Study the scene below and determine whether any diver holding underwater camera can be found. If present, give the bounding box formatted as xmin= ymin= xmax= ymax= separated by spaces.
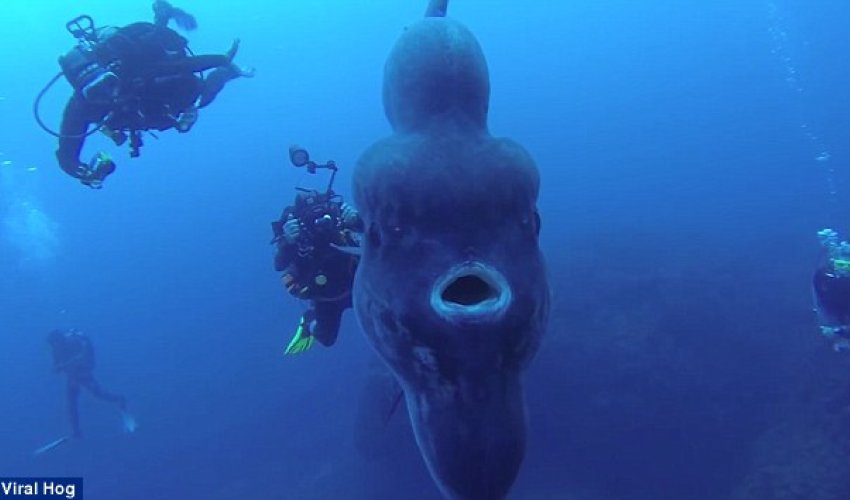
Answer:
xmin=271 ymin=146 xmax=364 ymax=355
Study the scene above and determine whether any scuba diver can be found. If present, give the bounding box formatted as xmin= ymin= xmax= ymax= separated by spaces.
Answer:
xmin=45 ymin=329 xmax=135 ymax=443
xmin=271 ymin=145 xmax=364 ymax=354
xmin=36 ymin=0 xmax=254 ymax=188
xmin=813 ymin=228 xmax=850 ymax=352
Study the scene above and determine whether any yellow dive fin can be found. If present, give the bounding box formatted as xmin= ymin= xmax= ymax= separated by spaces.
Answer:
xmin=285 ymin=315 xmax=315 ymax=355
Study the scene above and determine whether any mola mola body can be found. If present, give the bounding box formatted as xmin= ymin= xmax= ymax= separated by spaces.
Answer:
xmin=352 ymin=3 xmax=549 ymax=499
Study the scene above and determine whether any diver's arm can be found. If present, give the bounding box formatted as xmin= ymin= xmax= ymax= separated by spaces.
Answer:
xmin=153 ymin=54 xmax=230 ymax=77
xmin=53 ymin=355 xmax=82 ymax=373
xmin=81 ymin=336 xmax=95 ymax=366
xmin=274 ymin=240 xmax=298 ymax=272
xmin=55 ymin=335 xmax=94 ymax=372
xmin=52 ymin=353 xmax=67 ymax=372
xmin=55 ymin=95 xmax=95 ymax=179
xmin=53 ymin=347 xmax=85 ymax=373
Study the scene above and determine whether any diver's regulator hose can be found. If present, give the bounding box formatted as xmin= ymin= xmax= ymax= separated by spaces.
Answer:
xmin=33 ymin=72 xmax=103 ymax=140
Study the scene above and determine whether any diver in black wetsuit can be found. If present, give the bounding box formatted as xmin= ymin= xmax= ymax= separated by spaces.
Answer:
xmin=47 ymin=329 xmax=128 ymax=438
xmin=813 ymin=228 xmax=850 ymax=351
xmin=271 ymin=146 xmax=364 ymax=354
xmin=51 ymin=1 xmax=254 ymax=188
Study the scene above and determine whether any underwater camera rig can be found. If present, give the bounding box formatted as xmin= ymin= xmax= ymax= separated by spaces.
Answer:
xmin=288 ymin=144 xmax=339 ymax=196
xmin=270 ymin=145 xmax=343 ymax=245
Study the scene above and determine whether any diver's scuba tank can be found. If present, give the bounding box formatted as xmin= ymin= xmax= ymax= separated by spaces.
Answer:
xmin=57 ymin=15 xmax=119 ymax=103
xmin=59 ymin=48 xmax=105 ymax=92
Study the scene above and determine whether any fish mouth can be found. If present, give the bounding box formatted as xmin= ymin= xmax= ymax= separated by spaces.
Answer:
xmin=430 ymin=262 xmax=511 ymax=323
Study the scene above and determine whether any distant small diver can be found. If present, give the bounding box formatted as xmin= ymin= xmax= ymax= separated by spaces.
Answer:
xmin=35 ymin=328 xmax=135 ymax=455
xmin=34 ymin=1 xmax=254 ymax=189
xmin=813 ymin=228 xmax=850 ymax=352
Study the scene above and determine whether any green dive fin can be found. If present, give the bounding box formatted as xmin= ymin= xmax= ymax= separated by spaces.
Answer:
xmin=285 ymin=315 xmax=315 ymax=355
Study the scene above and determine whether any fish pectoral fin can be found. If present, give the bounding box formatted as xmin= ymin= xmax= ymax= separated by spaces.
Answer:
xmin=330 ymin=243 xmax=363 ymax=257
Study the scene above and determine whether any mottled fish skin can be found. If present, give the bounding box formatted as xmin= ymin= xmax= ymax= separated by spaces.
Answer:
xmin=352 ymin=6 xmax=549 ymax=500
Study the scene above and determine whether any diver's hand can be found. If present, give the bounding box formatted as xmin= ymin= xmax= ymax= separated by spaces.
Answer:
xmin=75 ymin=164 xmax=102 ymax=189
xmin=283 ymin=218 xmax=301 ymax=244
xmin=80 ymin=176 xmax=103 ymax=189
xmin=341 ymin=203 xmax=359 ymax=227
xmin=79 ymin=152 xmax=116 ymax=189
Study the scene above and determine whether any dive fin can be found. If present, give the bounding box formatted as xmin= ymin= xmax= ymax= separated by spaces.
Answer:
xmin=122 ymin=412 xmax=138 ymax=433
xmin=284 ymin=316 xmax=315 ymax=355
xmin=33 ymin=436 xmax=71 ymax=456
xmin=152 ymin=1 xmax=198 ymax=30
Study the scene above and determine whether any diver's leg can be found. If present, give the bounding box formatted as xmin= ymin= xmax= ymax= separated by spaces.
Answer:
xmin=197 ymin=64 xmax=255 ymax=108
xmin=82 ymin=374 xmax=126 ymax=410
xmin=155 ymin=38 xmax=241 ymax=76
xmin=152 ymin=54 xmax=230 ymax=76
xmin=312 ymin=300 xmax=347 ymax=347
xmin=66 ymin=379 xmax=82 ymax=438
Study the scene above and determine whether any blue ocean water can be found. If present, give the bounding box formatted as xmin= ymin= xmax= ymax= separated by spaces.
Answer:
xmin=1 ymin=0 xmax=850 ymax=498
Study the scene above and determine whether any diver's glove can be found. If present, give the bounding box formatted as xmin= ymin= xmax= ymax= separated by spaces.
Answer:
xmin=284 ymin=314 xmax=315 ymax=355
xmin=77 ymin=152 xmax=116 ymax=189
xmin=341 ymin=203 xmax=359 ymax=227
xmin=175 ymin=105 xmax=198 ymax=133
xmin=283 ymin=217 xmax=301 ymax=244
xmin=100 ymin=126 xmax=127 ymax=146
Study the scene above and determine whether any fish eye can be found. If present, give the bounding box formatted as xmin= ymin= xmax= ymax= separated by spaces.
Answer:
xmin=368 ymin=222 xmax=382 ymax=248
xmin=521 ymin=211 xmax=541 ymax=237
xmin=385 ymin=224 xmax=409 ymax=241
